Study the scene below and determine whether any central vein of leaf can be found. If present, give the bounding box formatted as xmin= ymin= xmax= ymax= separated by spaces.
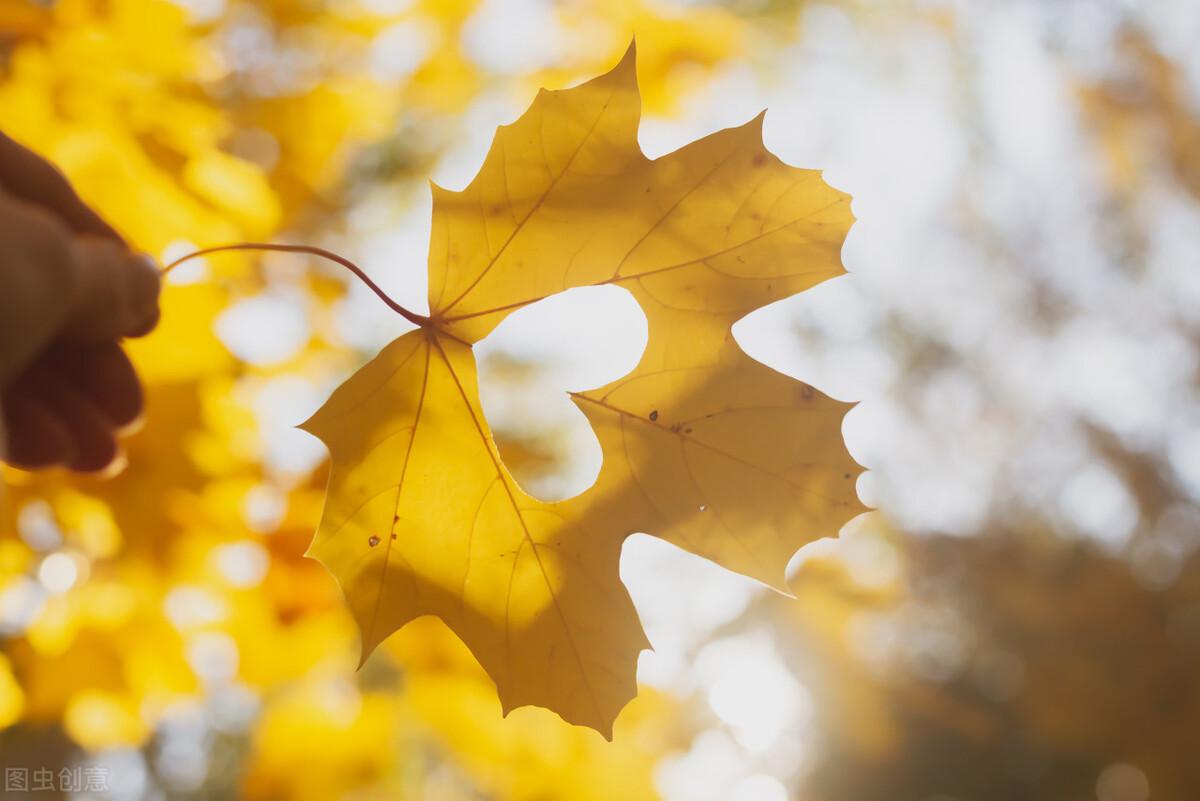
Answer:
xmin=429 ymin=333 xmax=602 ymax=719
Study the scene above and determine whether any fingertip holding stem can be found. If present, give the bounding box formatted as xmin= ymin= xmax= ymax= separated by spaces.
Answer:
xmin=65 ymin=238 xmax=163 ymax=342
xmin=18 ymin=240 xmax=407 ymax=478
xmin=126 ymin=252 xmax=162 ymax=337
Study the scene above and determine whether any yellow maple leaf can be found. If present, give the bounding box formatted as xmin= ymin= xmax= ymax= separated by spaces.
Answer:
xmin=301 ymin=43 xmax=864 ymax=736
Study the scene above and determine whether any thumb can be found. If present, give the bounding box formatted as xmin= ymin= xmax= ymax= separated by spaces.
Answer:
xmin=61 ymin=237 xmax=162 ymax=342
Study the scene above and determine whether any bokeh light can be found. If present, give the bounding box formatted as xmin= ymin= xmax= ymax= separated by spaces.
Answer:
xmin=3 ymin=0 xmax=1199 ymax=798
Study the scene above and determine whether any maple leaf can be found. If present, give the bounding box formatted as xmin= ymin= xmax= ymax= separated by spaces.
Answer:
xmin=300 ymin=43 xmax=864 ymax=737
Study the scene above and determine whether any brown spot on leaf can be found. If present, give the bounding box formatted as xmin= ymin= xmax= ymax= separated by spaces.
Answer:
xmin=649 ymin=410 xmax=659 ymax=422
xmin=368 ymin=536 xmax=381 ymax=548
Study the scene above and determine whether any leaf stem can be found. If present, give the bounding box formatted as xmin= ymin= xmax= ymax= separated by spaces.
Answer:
xmin=162 ymin=243 xmax=430 ymax=327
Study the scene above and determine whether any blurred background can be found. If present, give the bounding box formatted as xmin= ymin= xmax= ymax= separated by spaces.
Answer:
xmin=2 ymin=0 xmax=1198 ymax=799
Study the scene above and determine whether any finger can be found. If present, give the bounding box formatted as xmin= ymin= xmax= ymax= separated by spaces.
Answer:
xmin=0 ymin=192 xmax=82 ymax=384
xmin=19 ymin=363 xmax=119 ymax=473
xmin=44 ymin=341 xmax=144 ymax=429
xmin=1 ymin=384 xmax=75 ymax=469
xmin=0 ymin=131 xmax=123 ymax=241
xmin=62 ymin=236 xmax=162 ymax=342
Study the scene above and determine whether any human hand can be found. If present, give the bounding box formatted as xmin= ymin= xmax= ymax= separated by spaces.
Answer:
xmin=0 ymin=131 xmax=161 ymax=473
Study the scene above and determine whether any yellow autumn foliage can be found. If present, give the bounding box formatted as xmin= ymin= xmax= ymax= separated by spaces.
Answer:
xmin=1 ymin=0 xmax=776 ymax=795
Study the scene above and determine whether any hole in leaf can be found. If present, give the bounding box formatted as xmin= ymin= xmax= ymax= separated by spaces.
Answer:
xmin=475 ymin=285 xmax=647 ymax=502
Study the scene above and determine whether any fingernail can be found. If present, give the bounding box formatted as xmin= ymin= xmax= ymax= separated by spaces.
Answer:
xmin=94 ymin=449 xmax=129 ymax=479
xmin=117 ymin=406 xmax=146 ymax=436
